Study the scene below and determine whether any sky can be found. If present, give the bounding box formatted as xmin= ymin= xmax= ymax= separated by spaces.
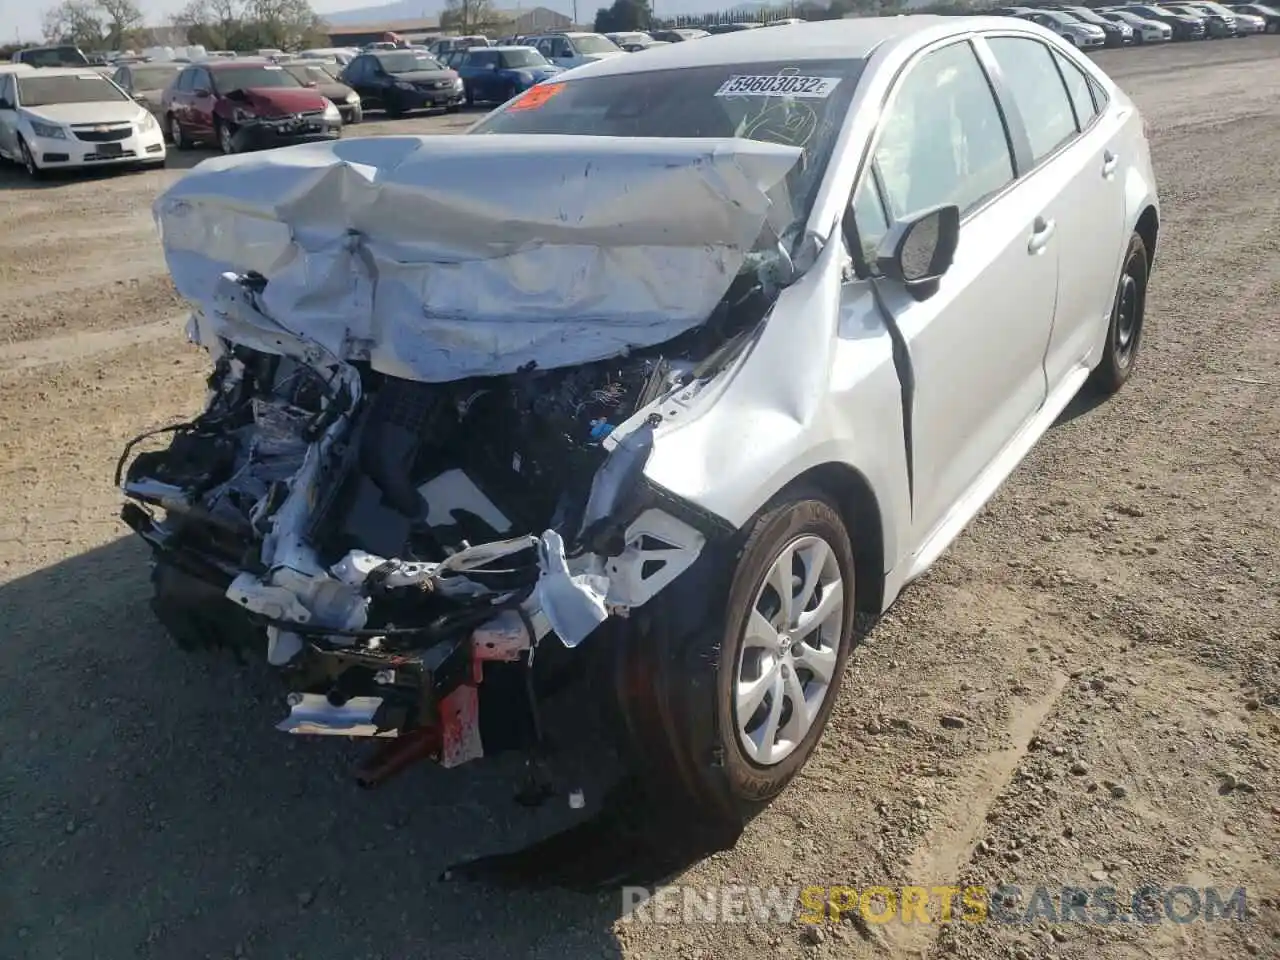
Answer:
xmin=4 ymin=0 xmax=380 ymax=44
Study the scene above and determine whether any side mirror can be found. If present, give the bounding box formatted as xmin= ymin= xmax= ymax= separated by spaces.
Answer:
xmin=193 ymin=87 xmax=210 ymax=97
xmin=132 ymin=93 xmax=147 ymax=102
xmin=876 ymin=203 xmax=960 ymax=302
xmin=304 ymin=80 xmax=318 ymax=87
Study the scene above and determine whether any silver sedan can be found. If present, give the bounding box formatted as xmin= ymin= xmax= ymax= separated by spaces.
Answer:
xmin=124 ymin=16 xmax=1158 ymax=822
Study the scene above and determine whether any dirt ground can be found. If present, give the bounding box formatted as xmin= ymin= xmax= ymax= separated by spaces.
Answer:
xmin=1 ymin=39 xmax=1278 ymax=960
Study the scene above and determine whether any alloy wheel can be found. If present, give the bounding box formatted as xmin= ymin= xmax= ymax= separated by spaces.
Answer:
xmin=735 ymin=535 xmax=844 ymax=767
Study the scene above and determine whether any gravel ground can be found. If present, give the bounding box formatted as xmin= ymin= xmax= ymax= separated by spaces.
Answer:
xmin=1 ymin=39 xmax=1278 ymax=960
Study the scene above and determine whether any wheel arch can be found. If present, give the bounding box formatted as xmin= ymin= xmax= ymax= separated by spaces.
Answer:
xmin=1135 ymin=203 xmax=1159 ymax=272
xmin=771 ymin=461 xmax=886 ymax=619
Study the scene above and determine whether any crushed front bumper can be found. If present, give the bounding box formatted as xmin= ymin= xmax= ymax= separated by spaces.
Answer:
xmin=231 ymin=116 xmax=342 ymax=152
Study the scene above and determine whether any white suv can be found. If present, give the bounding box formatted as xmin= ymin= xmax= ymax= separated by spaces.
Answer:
xmin=528 ymin=32 xmax=625 ymax=69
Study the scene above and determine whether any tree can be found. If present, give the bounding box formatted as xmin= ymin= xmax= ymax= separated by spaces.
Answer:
xmin=98 ymin=0 xmax=144 ymax=47
xmin=441 ymin=0 xmax=498 ymax=33
xmin=41 ymin=0 xmax=105 ymax=48
xmin=594 ymin=0 xmax=651 ymax=32
xmin=172 ymin=0 xmax=327 ymax=51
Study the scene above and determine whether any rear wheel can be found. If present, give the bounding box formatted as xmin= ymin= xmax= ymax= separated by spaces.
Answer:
xmin=1089 ymin=232 xmax=1149 ymax=396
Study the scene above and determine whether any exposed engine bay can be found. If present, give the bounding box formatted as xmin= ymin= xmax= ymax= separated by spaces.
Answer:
xmin=118 ymin=268 xmax=767 ymax=776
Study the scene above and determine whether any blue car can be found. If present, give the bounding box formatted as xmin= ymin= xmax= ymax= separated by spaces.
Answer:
xmin=454 ymin=46 xmax=563 ymax=106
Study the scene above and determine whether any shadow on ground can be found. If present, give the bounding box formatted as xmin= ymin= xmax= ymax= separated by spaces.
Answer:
xmin=0 ymin=536 xmax=704 ymax=959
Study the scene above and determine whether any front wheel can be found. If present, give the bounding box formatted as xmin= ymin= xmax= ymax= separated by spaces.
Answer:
xmin=1089 ymin=232 xmax=1149 ymax=396
xmin=215 ymin=119 xmax=235 ymax=155
xmin=168 ymin=114 xmax=188 ymax=150
xmin=18 ymin=137 xmax=42 ymax=179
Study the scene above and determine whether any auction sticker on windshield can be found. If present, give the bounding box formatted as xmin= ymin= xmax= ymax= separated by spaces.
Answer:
xmin=714 ymin=75 xmax=841 ymax=98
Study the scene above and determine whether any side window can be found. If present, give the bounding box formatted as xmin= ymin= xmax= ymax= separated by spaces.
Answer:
xmin=1052 ymin=50 xmax=1098 ymax=130
xmin=1086 ymin=74 xmax=1109 ymax=113
xmin=850 ymin=173 xmax=891 ymax=267
xmin=0 ymin=76 xmax=12 ymax=106
xmin=535 ymin=38 xmax=552 ymax=55
xmin=986 ymin=36 xmax=1079 ymax=162
xmin=869 ymin=41 xmax=1016 ymax=223
xmin=475 ymin=51 xmax=497 ymax=67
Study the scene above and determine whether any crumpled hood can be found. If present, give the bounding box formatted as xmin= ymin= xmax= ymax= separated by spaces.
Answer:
xmin=225 ymin=86 xmax=329 ymax=116
xmin=153 ymin=133 xmax=802 ymax=382
xmin=23 ymin=100 xmax=146 ymax=126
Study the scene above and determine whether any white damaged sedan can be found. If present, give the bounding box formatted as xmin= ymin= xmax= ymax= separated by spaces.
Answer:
xmin=0 ymin=67 xmax=166 ymax=177
xmin=121 ymin=16 xmax=1158 ymax=815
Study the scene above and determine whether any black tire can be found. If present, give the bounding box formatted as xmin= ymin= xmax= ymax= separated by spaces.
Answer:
xmin=464 ymin=85 xmax=475 ymax=107
xmin=18 ymin=137 xmax=43 ymax=179
xmin=1089 ymin=232 xmax=1149 ymax=396
xmin=713 ymin=492 xmax=857 ymax=810
xmin=444 ymin=104 xmax=461 ymax=113
xmin=215 ymin=118 xmax=235 ymax=155
xmin=167 ymin=114 xmax=188 ymax=150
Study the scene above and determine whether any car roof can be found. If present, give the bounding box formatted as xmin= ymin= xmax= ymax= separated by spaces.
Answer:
xmin=554 ymin=15 xmax=973 ymax=77
xmin=10 ymin=66 xmax=109 ymax=77
xmin=483 ymin=45 xmax=539 ymax=51
xmin=203 ymin=58 xmax=275 ymax=69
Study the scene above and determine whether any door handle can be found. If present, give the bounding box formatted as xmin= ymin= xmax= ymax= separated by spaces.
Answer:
xmin=1028 ymin=215 xmax=1056 ymax=254
xmin=1102 ymin=149 xmax=1119 ymax=176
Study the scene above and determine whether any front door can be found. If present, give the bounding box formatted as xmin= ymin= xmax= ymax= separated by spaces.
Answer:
xmin=848 ymin=38 xmax=1059 ymax=551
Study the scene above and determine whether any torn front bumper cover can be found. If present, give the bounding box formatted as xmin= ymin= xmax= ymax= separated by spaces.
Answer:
xmin=123 ymin=133 xmax=799 ymax=769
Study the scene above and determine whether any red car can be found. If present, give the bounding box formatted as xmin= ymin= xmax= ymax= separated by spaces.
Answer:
xmin=161 ymin=59 xmax=343 ymax=155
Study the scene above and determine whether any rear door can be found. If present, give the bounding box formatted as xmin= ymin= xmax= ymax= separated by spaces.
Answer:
xmin=189 ymin=67 xmax=216 ymax=139
xmin=848 ymin=38 xmax=1059 ymax=549
xmin=0 ymin=75 xmax=17 ymax=160
xmin=980 ymin=35 xmax=1128 ymax=394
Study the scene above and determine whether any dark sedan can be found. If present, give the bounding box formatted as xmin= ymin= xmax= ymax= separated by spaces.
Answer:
xmin=1111 ymin=4 xmax=1210 ymax=37
xmin=282 ymin=60 xmax=362 ymax=123
xmin=339 ymin=50 xmax=464 ymax=117
xmin=453 ymin=46 xmax=563 ymax=105
xmin=1228 ymin=2 xmax=1280 ymax=29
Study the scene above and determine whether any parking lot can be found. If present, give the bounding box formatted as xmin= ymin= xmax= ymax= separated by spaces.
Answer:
xmin=1 ymin=35 xmax=1278 ymax=960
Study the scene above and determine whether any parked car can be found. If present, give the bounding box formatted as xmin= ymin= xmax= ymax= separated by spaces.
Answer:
xmin=649 ymin=27 xmax=710 ymax=41
xmin=0 ymin=67 xmax=165 ymax=177
xmin=1016 ymin=10 xmax=1110 ymax=46
xmin=603 ymin=31 xmax=658 ymax=48
xmin=704 ymin=21 xmax=764 ymax=32
xmin=429 ymin=36 xmax=490 ymax=58
xmin=1108 ymin=4 xmax=1209 ymax=37
xmin=527 ymin=32 xmax=625 ymax=69
xmin=162 ymin=59 xmax=342 ymax=155
xmin=1228 ymin=2 xmax=1280 ymax=30
xmin=1094 ymin=7 xmax=1177 ymax=38
xmin=339 ymin=50 xmax=464 ymax=117
xmin=298 ymin=47 xmax=358 ymax=65
xmin=110 ymin=61 xmax=184 ymax=121
xmin=1164 ymin=1 xmax=1238 ymax=31
xmin=1178 ymin=0 xmax=1263 ymax=29
xmin=453 ymin=46 xmax=562 ymax=105
xmin=11 ymin=45 xmax=91 ymax=67
xmin=1047 ymin=5 xmax=1138 ymax=43
xmin=282 ymin=59 xmax=362 ymax=123
xmin=619 ymin=39 xmax=672 ymax=51
xmin=132 ymin=17 xmax=1158 ymax=821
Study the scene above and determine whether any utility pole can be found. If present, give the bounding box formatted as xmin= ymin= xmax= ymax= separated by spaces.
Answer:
xmin=572 ymin=0 xmax=578 ymax=25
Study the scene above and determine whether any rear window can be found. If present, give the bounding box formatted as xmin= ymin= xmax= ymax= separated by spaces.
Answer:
xmin=17 ymin=73 xmax=128 ymax=106
xmin=18 ymin=46 xmax=89 ymax=67
xmin=131 ymin=66 xmax=182 ymax=89
xmin=377 ymin=52 xmax=444 ymax=73
xmin=499 ymin=49 xmax=549 ymax=68
xmin=472 ymin=59 xmax=866 ymax=227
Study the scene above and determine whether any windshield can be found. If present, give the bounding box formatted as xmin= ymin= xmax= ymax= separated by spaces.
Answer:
xmin=499 ymin=49 xmax=549 ymax=68
xmin=284 ymin=64 xmax=338 ymax=85
xmin=1067 ymin=8 xmax=1107 ymax=22
xmin=573 ymin=35 xmax=620 ymax=53
xmin=1194 ymin=2 xmax=1235 ymax=12
xmin=472 ymin=59 xmax=864 ymax=230
xmin=17 ymin=73 xmax=129 ymax=107
xmin=131 ymin=65 xmax=182 ymax=89
xmin=1041 ymin=10 xmax=1077 ymax=22
xmin=19 ymin=47 xmax=89 ymax=67
xmin=212 ymin=65 xmax=301 ymax=92
xmin=377 ymin=52 xmax=444 ymax=73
